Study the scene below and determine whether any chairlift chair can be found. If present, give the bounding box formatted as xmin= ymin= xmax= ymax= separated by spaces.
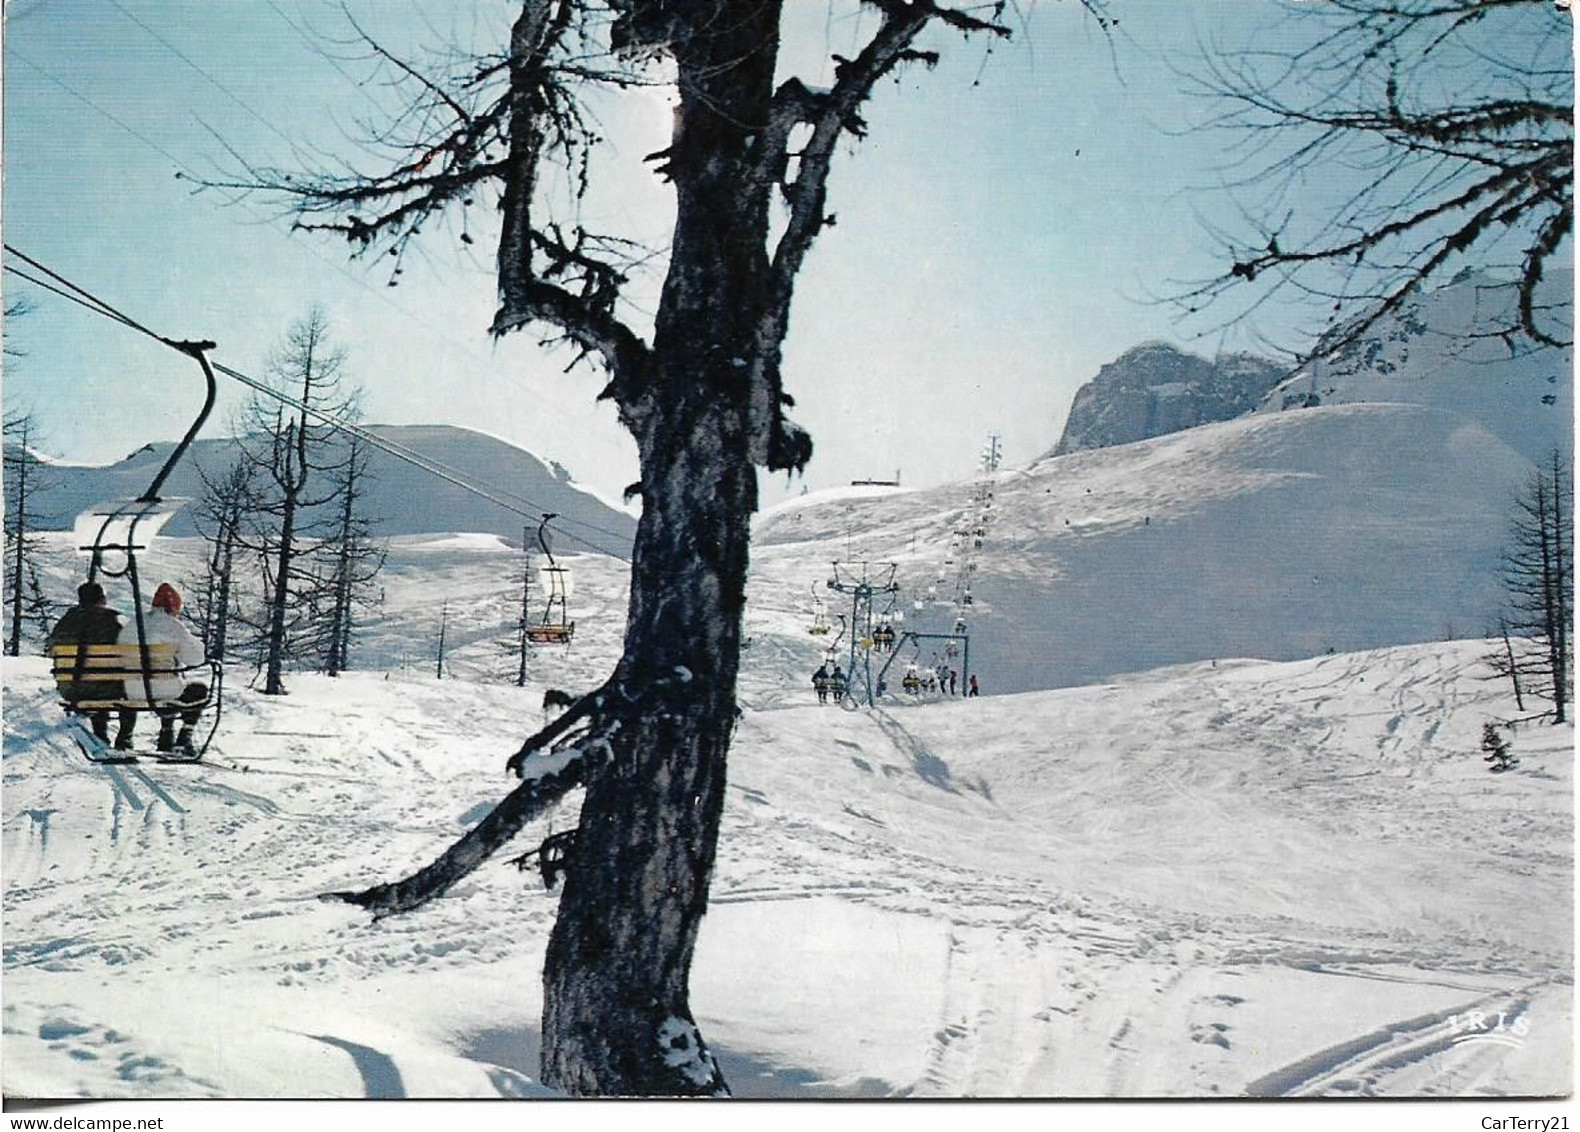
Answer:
xmin=808 ymin=584 xmax=831 ymax=636
xmin=56 ymin=341 xmax=223 ymax=763
xmin=525 ymin=513 xmax=576 ymax=645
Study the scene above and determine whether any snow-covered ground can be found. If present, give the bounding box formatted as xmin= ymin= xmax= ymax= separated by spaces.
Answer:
xmin=4 ymin=378 xmax=1573 ymax=1120
xmin=3 ymin=632 xmax=1571 ymax=1104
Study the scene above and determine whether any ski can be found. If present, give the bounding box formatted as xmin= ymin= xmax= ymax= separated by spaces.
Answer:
xmin=65 ymin=718 xmax=139 ymax=765
xmin=64 ymin=717 xmax=207 ymax=765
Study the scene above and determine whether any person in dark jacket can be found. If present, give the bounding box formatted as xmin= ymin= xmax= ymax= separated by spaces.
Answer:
xmin=46 ymin=581 xmax=135 ymax=748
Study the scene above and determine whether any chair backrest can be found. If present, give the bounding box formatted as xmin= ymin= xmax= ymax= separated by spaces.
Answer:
xmin=50 ymin=642 xmax=179 ymax=686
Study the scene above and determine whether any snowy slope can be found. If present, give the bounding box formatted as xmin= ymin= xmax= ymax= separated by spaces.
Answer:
xmin=1256 ymin=272 xmax=1573 ymax=467
xmin=2 ymin=635 xmax=1569 ymax=1100
xmin=753 ymin=401 xmax=1536 ymax=694
xmin=3 ymin=353 xmax=1572 ymax=1101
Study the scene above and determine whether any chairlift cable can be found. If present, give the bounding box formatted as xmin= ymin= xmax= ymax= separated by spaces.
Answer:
xmin=209 ymin=358 xmax=625 ymax=555
xmin=3 ymin=247 xmax=632 ymax=557
xmin=12 ymin=253 xmax=632 ymax=553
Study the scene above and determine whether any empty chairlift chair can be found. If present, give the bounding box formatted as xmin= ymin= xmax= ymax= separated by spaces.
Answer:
xmin=525 ymin=512 xmax=576 ymax=645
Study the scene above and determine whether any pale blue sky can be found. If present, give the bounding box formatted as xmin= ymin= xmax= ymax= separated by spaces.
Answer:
xmin=0 ymin=0 xmax=1530 ymax=504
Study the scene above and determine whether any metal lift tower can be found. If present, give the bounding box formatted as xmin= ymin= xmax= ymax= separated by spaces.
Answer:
xmin=825 ymin=561 xmax=901 ymax=708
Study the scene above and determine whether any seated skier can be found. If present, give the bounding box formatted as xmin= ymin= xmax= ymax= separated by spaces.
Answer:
xmin=125 ymin=583 xmax=209 ymax=755
xmin=47 ymin=581 xmax=135 ymax=749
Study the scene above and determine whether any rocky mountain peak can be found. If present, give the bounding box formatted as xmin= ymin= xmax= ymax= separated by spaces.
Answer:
xmin=1051 ymin=343 xmax=1289 ymax=456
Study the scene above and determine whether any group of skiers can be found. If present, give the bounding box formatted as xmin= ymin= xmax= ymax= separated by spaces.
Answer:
xmin=899 ymin=665 xmax=979 ymax=697
xmin=812 ymin=659 xmax=979 ymax=703
xmin=48 ymin=580 xmax=210 ymax=755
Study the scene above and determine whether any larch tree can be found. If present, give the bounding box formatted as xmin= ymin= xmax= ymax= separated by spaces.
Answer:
xmin=3 ymin=301 xmax=56 ymax=656
xmin=313 ymin=432 xmax=386 ymax=678
xmin=234 ymin=306 xmax=360 ymax=695
xmin=3 ymin=410 xmax=57 ymax=656
xmin=1484 ymin=612 xmax=1528 ymax=713
xmin=1498 ymin=449 xmax=1572 ymax=723
xmin=189 ymin=456 xmax=260 ymax=663
xmin=218 ymin=0 xmax=1086 ymax=1096
xmin=1184 ymin=0 xmax=1572 ymax=353
xmin=492 ymin=526 xmax=537 ymax=688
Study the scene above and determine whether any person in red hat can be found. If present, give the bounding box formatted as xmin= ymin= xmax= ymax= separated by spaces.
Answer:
xmin=123 ymin=582 xmax=209 ymax=754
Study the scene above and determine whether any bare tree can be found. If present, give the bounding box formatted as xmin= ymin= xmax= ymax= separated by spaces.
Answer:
xmin=188 ymin=456 xmax=260 ymax=663
xmin=3 ymin=303 xmax=56 ymax=655
xmin=513 ymin=532 xmax=534 ymax=688
xmin=4 ymin=297 xmax=35 ymax=358
xmin=434 ymin=600 xmax=449 ymax=681
xmin=235 ymin=306 xmax=359 ymax=694
xmin=1484 ymin=612 xmax=1528 ymax=712
xmin=489 ymin=528 xmax=538 ymax=687
xmin=316 ymin=432 xmax=386 ymax=677
xmin=1184 ymin=0 xmax=1572 ymax=353
xmin=4 ymin=410 xmax=57 ymax=656
xmin=216 ymin=0 xmax=1076 ymax=1095
xmin=1498 ymin=448 xmax=1572 ymax=722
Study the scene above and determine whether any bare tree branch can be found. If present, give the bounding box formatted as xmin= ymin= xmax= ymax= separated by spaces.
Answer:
xmin=741 ymin=0 xmax=1015 ymax=468
xmin=1177 ymin=0 xmax=1572 ymax=354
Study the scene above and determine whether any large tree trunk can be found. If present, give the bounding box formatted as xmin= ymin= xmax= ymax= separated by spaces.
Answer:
xmin=539 ymin=1 xmax=778 ymax=1096
xmin=540 ymin=400 xmax=752 ymax=1094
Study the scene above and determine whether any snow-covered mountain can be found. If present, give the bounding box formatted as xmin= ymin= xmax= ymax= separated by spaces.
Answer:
xmin=1054 ymin=273 xmax=1573 ymax=473
xmin=1051 ymin=343 xmax=1290 ymax=456
xmin=1257 ymin=272 xmax=1574 ymax=467
xmin=20 ymin=424 xmax=637 ymax=558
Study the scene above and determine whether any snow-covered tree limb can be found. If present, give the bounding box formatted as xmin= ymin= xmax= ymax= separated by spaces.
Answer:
xmin=326 ymin=738 xmax=606 ymax=918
